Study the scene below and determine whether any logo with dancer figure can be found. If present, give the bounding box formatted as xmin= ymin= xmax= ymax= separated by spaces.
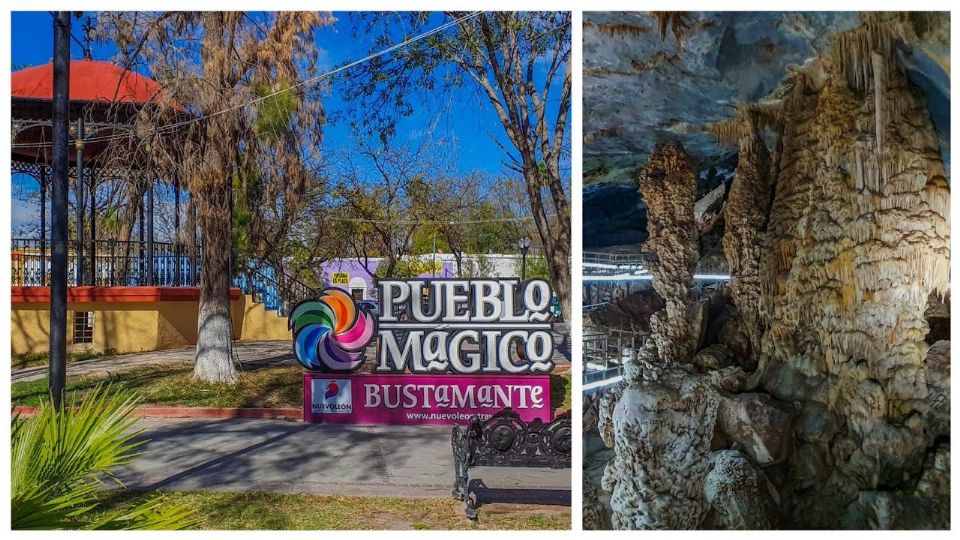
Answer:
xmin=289 ymin=288 xmax=376 ymax=372
xmin=324 ymin=381 xmax=340 ymax=400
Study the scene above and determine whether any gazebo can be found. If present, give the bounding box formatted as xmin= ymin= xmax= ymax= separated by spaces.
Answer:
xmin=10 ymin=58 xmax=310 ymax=357
xmin=11 ymin=58 xmax=197 ymax=288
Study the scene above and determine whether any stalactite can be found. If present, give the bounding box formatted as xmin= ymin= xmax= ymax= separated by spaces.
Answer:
xmin=703 ymin=101 xmax=783 ymax=150
xmin=584 ymin=21 xmax=652 ymax=39
xmin=650 ymin=11 xmax=691 ymax=44
xmin=872 ymin=51 xmax=886 ymax=153
xmin=830 ymin=13 xmax=896 ymax=94
xmin=584 ymin=126 xmax=625 ymax=144
xmin=706 ymin=118 xmax=744 ymax=148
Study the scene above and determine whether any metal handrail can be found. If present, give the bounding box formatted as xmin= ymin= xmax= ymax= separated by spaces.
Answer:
xmin=582 ymin=251 xmax=653 ymax=266
xmin=233 ymin=262 xmax=317 ymax=317
xmin=582 ymin=328 xmax=649 ymax=392
xmin=11 ymin=237 xmax=199 ymax=287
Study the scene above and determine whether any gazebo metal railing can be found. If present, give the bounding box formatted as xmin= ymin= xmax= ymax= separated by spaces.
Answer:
xmin=11 ymin=237 xmax=316 ymax=318
xmin=11 ymin=237 xmax=198 ymax=288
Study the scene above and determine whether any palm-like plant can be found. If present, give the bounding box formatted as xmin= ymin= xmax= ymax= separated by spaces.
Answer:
xmin=11 ymin=385 xmax=197 ymax=529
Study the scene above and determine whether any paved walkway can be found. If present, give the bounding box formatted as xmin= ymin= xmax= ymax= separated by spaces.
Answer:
xmin=13 ymin=325 xmax=572 ymax=383
xmin=114 ymin=417 xmax=570 ymax=503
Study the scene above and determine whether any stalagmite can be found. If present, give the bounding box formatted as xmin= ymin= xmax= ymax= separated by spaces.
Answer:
xmin=721 ymin=108 xmax=774 ymax=356
xmin=637 ymin=141 xmax=701 ymax=363
xmin=602 ymin=340 xmax=721 ymax=529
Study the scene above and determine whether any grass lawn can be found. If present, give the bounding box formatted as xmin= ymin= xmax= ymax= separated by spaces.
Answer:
xmin=12 ymin=363 xmax=574 ymax=415
xmin=12 ymin=364 xmax=303 ymax=409
xmin=551 ymin=371 xmax=572 ymax=415
xmin=12 ymin=349 xmax=115 ymax=370
xmin=93 ymin=490 xmax=570 ymax=530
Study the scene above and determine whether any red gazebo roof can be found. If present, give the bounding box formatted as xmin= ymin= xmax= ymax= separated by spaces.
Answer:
xmin=11 ymin=58 xmax=181 ymax=110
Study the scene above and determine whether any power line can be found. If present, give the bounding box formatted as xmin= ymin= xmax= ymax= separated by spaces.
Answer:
xmin=323 ymin=213 xmax=561 ymax=225
xmin=12 ymin=11 xmax=482 ymax=150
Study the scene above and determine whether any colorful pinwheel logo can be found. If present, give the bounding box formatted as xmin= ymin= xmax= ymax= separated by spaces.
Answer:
xmin=289 ymin=288 xmax=376 ymax=372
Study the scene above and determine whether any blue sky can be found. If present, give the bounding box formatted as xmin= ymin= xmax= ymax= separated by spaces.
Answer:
xmin=11 ymin=11 xmax=570 ymax=237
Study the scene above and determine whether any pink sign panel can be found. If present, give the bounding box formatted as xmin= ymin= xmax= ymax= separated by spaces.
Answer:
xmin=303 ymin=373 xmax=552 ymax=426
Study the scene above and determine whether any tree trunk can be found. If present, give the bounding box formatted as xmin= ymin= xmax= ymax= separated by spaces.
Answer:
xmin=454 ymin=249 xmax=463 ymax=277
xmin=547 ymin=237 xmax=572 ymax=323
xmin=193 ymin=187 xmax=236 ymax=383
xmin=117 ymin=179 xmax=145 ymax=283
xmin=192 ymin=12 xmax=238 ymax=384
xmin=521 ymin=159 xmax=572 ymax=324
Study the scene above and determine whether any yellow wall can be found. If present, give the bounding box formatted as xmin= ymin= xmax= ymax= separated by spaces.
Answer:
xmin=237 ymin=295 xmax=292 ymax=341
xmin=11 ymin=294 xmax=292 ymax=356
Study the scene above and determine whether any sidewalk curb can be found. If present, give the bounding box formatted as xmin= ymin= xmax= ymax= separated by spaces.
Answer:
xmin=12 ymin=405 xmax=303 ymax=420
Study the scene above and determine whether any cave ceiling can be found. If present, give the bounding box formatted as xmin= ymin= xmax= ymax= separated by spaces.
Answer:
xmin=583 ymin=11 xmax=950 ymax=184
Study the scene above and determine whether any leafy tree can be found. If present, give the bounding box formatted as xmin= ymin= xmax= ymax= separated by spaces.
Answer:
xmin=343 ymin=12 xmax=572 ymax=320
xmin=373 ymin=255 xmax=440 ymax=279
xmin=516 ymin=252 xmax=551 ymax=281
xmin=331 ymin=137 xmax=444 ymax=277
xmin=11 ymin=386 xmax=196 ymax=530
xmin=99 ymin=12 xmax=331 ymax=382
xmin=414 ymin=172 xmax=523 ymax=276
xmin=460 ymin=254 xmax=497 ymax=278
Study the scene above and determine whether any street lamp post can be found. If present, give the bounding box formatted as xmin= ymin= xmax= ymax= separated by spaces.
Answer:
xmin=519 ymin=236 xmax=531 ymax=281
xmin=49 ymin=11 xmax=71 ymax=409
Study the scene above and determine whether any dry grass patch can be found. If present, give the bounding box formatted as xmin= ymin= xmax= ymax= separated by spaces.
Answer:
xmin=93 ymin=490 xmax=570 ymax=530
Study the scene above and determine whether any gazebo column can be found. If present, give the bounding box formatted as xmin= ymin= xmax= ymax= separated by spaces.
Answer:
xmin=75 ymin=117 xmax=84 ymax=286
xmin=174 ymin=176 xmax=181 ymax=286
xmin=188 ymin=196 xmax=197 ymax=286
xmin=88 ymin=165 xmax=96 ymax=284
xmin=146 ymin=176 xmax=154 ymax=286
xmin=39 ymin=165 xmax=47 ymax=285
xmin=138 ymin=185 xmax=145 ymax=283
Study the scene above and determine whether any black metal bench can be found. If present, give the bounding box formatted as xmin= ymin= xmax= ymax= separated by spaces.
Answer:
xmin=451 ymin=408 xmax=571 ymax=519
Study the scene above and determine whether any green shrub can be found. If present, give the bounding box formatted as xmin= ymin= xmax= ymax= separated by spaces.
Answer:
xmin=11 ymin=385 xmax=196 ymax=530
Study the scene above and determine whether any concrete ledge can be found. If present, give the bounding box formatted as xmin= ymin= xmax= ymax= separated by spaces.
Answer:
xmin=11 ymin=286 xmax=243 ymax=303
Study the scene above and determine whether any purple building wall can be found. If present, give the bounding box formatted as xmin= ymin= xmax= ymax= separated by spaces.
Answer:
xmin=318 ymin=258 xmax=456 ymax=300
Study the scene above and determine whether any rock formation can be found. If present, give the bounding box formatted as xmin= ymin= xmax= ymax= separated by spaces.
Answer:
xmin=637 ymin=142 xmax=701 ymax=363
xmin=601 ymin=341 xmax=722 ymax=529
xmin=588 ymin=12 xmax=950 ymax=530
xmin=720 ymin=107 xmax=773 ymax=356
xmin=702 ymin=450 xmax=780 ymax=529
xmin=583 ymin=475 xmax=613 ymax=530
xmin=743 ymin=15 xmax=950 ymax=527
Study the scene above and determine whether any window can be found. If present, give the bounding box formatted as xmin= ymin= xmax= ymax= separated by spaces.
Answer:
xmin=351 ymin=288 xmax=364 ymax=301
xmin=73 ymin=312 xmax=94 ymax=344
